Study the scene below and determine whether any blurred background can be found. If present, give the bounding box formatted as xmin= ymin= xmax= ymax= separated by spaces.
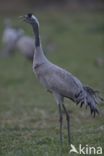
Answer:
xmin=0 ymin=1 xmax=104 ymax=156
xmin=0 ymin=0 xmax=104 ymax=13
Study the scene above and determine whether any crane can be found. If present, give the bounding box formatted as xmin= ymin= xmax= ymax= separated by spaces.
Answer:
xmin=20 ymin=13 xmax=103 ymax=144
xmin=16 ymin=35 xmax=34 ymax=61
xmin=1 ymin=18 xmax=23 ymax=57
xmin=1 ymin=18 xmax=34 ymax=60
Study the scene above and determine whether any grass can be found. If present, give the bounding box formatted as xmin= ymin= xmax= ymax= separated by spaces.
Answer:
xmin=0 ymin=10 xmax=104 ymax=156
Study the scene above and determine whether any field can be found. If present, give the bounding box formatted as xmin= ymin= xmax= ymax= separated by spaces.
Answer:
xmin=0 ymin=10 xmax=104 ymax=156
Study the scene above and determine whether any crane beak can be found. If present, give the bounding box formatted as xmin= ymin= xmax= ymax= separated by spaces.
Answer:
xmin=18 ymin=16 xmax=23 ymax=18
xmin=18 ymin=15 xmax=25 ymax=21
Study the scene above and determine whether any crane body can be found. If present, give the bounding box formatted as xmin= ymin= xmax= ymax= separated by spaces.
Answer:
xmin=33 ymin=49 xmax=83 ymax=101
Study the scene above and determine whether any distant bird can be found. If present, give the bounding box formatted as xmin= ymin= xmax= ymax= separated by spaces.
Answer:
xmin=16 ymin=35 xmax=34 ymax=61
xmin=20 ymin=13 xmax=103 ymax=144
xmin=1 ymin=18 xmax=34 ymax=60
xmin=95 ymin=57 xmax=104 ymax=67
xmin=1 ymin=18 xmax=23 ymax=57
xmin=2 ymin=18 xmax=18 ymax=45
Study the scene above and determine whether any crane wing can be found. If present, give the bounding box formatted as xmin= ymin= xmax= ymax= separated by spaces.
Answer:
xmin=44 ymin=64 xmax=84 ymax=100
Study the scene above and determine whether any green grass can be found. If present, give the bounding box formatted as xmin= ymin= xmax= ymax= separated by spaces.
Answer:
xmin=0 ymin=10 xmax=104 ymax=156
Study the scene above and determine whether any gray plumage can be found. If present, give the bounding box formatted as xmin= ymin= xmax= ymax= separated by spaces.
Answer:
xmin=1 ymin=18 xmax=23 ymax=57
xmin=2 ymin=18 xmax=19 ymax=44
xmin=1 ymin=18 xmax=34 ymax=60
xmin=16 ymin=35 xmax=34 ymax=60
xmin=21 ymin=13 xmax=103 ymax=144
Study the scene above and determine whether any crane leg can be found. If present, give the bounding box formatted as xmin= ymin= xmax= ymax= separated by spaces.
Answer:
xmin=58 ymin=104 xmax=63 ymax=144
xmin=62 ymin=104 xmax=71 ymax=144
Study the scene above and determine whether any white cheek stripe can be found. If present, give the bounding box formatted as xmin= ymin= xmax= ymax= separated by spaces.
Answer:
xmin=32 ymin=15 xmax=39 ymax=26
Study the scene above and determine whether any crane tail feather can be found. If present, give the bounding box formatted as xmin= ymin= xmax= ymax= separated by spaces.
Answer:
xmin=83 ymin=86 xmax=103 ymax=116
xmin=75 ymin=86 xmax=103 ymax=117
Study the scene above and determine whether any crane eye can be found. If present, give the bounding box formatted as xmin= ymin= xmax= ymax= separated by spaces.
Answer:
xmin=28 ymin=13 xmax=32 ymax=18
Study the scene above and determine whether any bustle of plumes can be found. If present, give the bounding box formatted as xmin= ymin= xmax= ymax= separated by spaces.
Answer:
xmin=75 ymin=86 xmax=104 ymax=117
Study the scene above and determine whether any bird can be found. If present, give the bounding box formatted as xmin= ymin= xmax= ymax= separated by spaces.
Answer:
xmin=16 ymin=35 xmax=34 ymax=61
xmin=20 ymin=13 xmax=103 ymax=144
xmin=1 ymin=18 xmax=34 ymax=60
xmin=2 ymin=18 xmax=34 ymax=61
xmin=1 ymin=18 xmax=24 ymax=57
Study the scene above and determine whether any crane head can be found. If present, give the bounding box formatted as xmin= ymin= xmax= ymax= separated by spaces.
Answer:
xmin=20 ymin=13 xmax=39 ymax=27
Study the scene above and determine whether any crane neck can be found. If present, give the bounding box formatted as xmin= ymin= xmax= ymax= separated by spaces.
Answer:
xmin=32 ymin=23 xmax=40 ymax=47
xmin=32 ymin=22 xmax=49 ymax=68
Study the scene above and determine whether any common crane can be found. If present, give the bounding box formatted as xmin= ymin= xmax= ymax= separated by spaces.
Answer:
xmin=20 ymin=13 xmax=103 ymax=144
xmin=1 ymin=18 xmax=23 ymax=57
xmin=1 ymin=18 xmax=34 ymax=60
xmin=16 ymin=35 xmax=34 ymax=60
